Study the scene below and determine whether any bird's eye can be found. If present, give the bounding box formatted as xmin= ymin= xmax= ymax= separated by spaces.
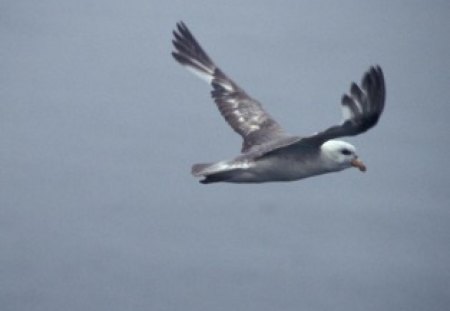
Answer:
xmin=341 ymin=149 xmax=352 ymax=156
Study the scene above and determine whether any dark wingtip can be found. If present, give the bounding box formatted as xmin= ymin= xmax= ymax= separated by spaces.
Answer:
xmin=374 ymin=64 xmax=383 ymax=73
xmin=176 ymin=21 xmax=186 ymax=31
xmin=173 ymin=21 xmax=189 ymax=42
xmin=370 ymin=65 xmax=384 ymax=82
xmin=171 ymin=51 xmax=180 ymax=61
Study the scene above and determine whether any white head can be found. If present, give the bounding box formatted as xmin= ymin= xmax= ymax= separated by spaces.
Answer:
xmin=320 ymin=140 xmax=366 ymax=172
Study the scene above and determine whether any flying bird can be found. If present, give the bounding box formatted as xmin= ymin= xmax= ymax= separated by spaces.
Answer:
xmin=171 ymin=22 xmax=386 ymax=184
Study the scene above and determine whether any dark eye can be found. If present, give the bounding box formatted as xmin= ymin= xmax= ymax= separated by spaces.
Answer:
xmin=341 ymin=149 xmax=352 ymax=156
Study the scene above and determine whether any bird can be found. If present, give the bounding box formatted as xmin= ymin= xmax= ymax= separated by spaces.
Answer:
xmin=171 ymin=22 xmax=385 ymax=184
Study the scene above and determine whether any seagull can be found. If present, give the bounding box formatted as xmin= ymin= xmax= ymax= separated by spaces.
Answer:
xmin=171 ymin=22 xmax=386 ymax=184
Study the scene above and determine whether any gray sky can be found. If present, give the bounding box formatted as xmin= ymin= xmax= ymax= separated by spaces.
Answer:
xmin=1 ymin=0 xmax=450 ymax=310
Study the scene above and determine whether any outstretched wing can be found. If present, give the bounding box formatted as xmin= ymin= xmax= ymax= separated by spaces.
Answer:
xmin=172 ymin=22 xmax=286 ymax=152
xmin=301 ymin=66 xmax=386 ymax=146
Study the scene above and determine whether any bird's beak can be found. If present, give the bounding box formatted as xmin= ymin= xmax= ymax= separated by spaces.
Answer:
xmin=351 ymin=158 xmax=367 ymax=172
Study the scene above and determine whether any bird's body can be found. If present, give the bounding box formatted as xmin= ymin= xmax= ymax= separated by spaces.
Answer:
xmin=217 ymin=153 xmax=330 ymax=184
xmin=192 ymin=140 xmax=358 ymax=183
xmin=171 ymin=22 xmax=385 ymax=184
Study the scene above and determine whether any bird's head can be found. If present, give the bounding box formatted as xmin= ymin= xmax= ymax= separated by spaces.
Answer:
xmin=320 ymin=140 xmax=366 ymax=172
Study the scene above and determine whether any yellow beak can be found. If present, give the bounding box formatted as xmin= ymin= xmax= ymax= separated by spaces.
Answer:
xmin=351 ymin=158 xmax=367 ymax=172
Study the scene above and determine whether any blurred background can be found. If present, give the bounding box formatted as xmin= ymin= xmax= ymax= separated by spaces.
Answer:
xmin=1 ymin=0 xmax=450 ymax=310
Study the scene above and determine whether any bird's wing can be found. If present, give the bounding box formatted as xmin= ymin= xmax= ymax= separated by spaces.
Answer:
xmin=299 ymin=66 xmax=386 ymax=146
xmin=172 ymin=22 xmax=286 ymax=152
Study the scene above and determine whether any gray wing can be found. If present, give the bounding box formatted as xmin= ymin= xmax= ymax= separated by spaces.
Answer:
xmin=300 ymin=66 xmax=386 ymax=146
xmin=172 ymin=22 xmax=286 ymax=152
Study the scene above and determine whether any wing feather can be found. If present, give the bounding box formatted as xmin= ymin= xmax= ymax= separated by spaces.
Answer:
xmin=172 ymin=22 xmax=286 ymax=152
xmin=301 ymin=66 xmax=386 ymax=146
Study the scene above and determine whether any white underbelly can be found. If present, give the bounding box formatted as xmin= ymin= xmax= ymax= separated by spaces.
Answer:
xmin=231 ymin=154 xmax=331 ymax=183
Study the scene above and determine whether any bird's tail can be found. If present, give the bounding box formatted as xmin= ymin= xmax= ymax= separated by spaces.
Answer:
xmin=191 ymin=163 xmax=214 ymax=176
xmin=191 ymin=160 xmax=249 ymax=184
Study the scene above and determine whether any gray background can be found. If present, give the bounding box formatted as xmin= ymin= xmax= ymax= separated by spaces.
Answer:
xmin=1 ymin=0 xmax=450 ymax=310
